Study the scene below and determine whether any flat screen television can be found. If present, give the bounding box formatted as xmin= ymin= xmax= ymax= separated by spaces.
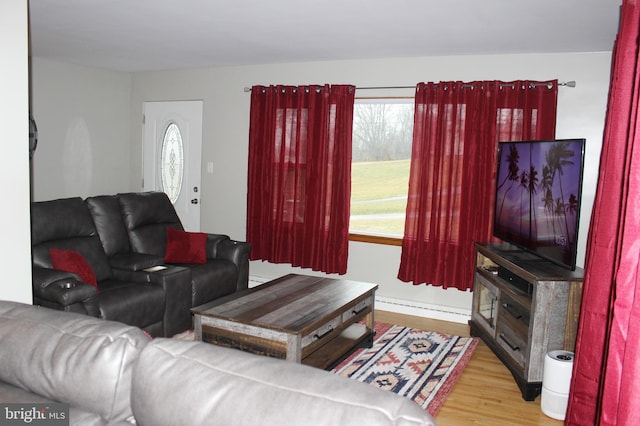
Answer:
xmin=493 ymin=139 xmax=586 ymax=270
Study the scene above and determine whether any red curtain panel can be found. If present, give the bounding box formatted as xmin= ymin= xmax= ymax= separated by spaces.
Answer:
xmin=246 ymin=84 xmax=355 ymax=275
xmin=566 ymin=2 xmax=640 ymax=424
xmin=398 ymin=80 xmax=557 ymax=290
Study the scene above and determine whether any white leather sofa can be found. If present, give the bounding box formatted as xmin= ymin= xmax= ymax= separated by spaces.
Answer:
xmin=0 ymin=301 xmax=436 ymax=426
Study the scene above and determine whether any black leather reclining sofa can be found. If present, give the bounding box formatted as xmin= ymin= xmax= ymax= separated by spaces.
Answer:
xmin=31 ymin=191 xmax=251 ymax=337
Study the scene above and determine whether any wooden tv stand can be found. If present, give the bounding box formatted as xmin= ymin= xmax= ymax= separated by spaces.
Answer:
xmin=469 ymin=242 xmax=584 ymax=400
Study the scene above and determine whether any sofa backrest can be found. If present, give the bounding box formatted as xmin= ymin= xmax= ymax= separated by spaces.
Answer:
xmin=86 ymin=195 xmax=131 ymax=257
xmin=132 ymin=339 xmax=437 ymax=426
xmin=0 ymin=301 xmax=150 ymax=424
xmin=118 ymin=192 xmax=183 ymax=256
xmin=31 ymin=197 xmax=113 ymax=282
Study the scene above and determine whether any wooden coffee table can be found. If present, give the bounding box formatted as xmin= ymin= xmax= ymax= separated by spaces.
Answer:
xmin=192 ymin=274 xmax=378 ymax=369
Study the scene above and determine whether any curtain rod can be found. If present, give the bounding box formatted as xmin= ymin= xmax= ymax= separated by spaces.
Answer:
xmin=358 ymin=81 xmax=577 ymax=90
xmin=243 ymin=81 xmax=576 ymax=92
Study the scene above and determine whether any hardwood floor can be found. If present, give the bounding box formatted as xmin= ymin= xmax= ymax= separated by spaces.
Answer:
xmin=375 ymin=310 xmax=564 ymax=426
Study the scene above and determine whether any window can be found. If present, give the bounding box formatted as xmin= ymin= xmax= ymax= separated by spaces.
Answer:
xmin=349 ymin=99 xmax=413 ymax=242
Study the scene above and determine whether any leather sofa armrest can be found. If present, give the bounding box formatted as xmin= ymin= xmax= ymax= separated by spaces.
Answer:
xmin=111 ymin=267 xmax=192 ymax=336
xmin=204 ymin=234 xmax=229 ymax=258
xmin=111 ymin=267 xmax=175 ymax=284
xmin=214 ymin=238 xmax=252 ymax=291
xmin=109 ymin=253 xmax=165 ymax=271
xmin=32 ymin=267 xmax=99 ymax=316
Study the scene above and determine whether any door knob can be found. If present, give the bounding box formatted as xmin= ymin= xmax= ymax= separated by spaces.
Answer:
xmin=191 ymin=199 xmax=198 ymax=204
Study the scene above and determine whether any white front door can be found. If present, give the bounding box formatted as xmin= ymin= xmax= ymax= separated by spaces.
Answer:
xmin=143 ymin=101 xmax=203 ymax=231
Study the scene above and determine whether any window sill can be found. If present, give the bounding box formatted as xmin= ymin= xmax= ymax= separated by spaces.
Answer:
xmin=349 ymin=233 xmax=403 ymax=246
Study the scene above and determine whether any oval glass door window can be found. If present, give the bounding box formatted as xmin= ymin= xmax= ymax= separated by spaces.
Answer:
xmin=161 ymin=123 xmax=184 ymax=203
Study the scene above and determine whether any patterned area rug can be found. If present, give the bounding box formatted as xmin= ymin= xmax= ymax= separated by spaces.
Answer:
xmin=172 ymin=322 xmax=477 ymax=416
xmin=331 ymin=322 xmax=478 ymax=416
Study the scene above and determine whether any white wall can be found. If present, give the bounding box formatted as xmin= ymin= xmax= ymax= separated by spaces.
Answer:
xmin=0 ymin=0 xmax=31 ymax=303
xmin=129 ymin=52 xmax=611 ymax=322
xmin=30 ymin=58 xmax=133 ymax=201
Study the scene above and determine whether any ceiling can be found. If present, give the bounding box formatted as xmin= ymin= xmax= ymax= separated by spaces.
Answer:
xmin=29 ymin=0 xmax=621 ymax=73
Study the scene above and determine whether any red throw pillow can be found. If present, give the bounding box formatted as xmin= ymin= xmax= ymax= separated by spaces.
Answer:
xmin=49 ymin=248 xmax=99 ymax=291
xmin=164 ymin=227 xmax=207 ymax=264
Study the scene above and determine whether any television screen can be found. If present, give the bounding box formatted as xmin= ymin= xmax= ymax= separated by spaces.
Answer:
xmin=493 ymin=139 xmax=585 ymax=270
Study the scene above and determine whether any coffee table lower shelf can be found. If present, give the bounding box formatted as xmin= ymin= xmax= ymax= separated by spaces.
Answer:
xmin=202 ymin=322 xmax=373 ymax=371
xmin=303 ymin=323 xmax=374 ymax=370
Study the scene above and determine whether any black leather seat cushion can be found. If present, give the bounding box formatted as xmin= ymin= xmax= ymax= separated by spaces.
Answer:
xmin=97 ymin=279 xmax=165 ymax=329
xmin=180 ymin=259 xmax=238 ymax=307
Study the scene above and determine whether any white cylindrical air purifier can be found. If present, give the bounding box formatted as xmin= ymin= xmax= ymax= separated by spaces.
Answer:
xmin=541 ymin=350 xmax=574 ymax=420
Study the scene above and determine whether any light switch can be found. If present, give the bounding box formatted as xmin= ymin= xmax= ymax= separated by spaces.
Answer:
xmin=207 ymin=162 xmax=214 ymax=173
